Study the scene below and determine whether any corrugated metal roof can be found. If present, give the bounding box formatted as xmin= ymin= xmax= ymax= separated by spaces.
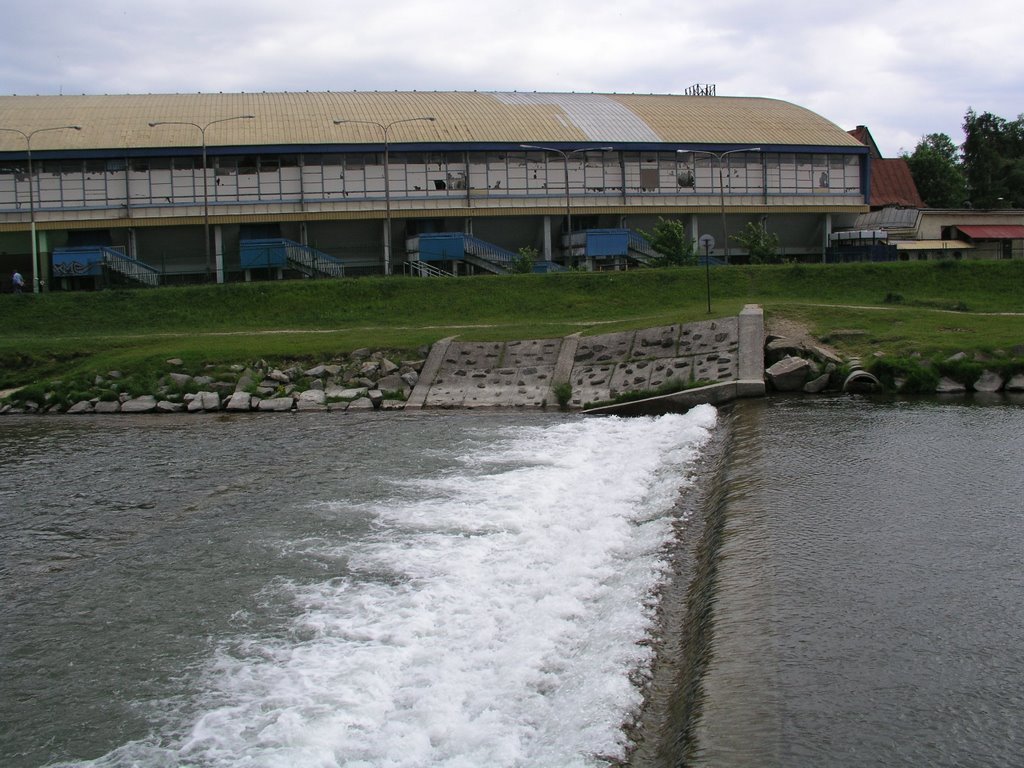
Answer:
xmin=956 ymin=225 xmax=1024 ymax=239
xmin=868 ymin=159 xmax=926 ymax=209
xmin=0 ymin=91 xmax=866 ymax=153
xmin=854 ymin=207 xmax=921 ymax=229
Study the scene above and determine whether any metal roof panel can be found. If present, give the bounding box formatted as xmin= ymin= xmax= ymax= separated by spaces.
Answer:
xmin=956 ymin=225 xmax=1024 ymax=239
xmin=0 ymin=91 xmax=864 ymax=154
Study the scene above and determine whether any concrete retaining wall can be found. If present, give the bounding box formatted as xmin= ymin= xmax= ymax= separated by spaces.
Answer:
xmin=407 ymin=304 xmax=766 ymax=413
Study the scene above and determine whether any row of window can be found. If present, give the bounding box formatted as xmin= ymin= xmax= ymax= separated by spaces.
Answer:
xmin=0 ymin=151 xmax=863 ymax=209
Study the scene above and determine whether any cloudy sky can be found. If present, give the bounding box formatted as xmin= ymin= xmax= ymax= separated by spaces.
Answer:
xmin=2 ymin=0 xmax=1020 ymax=157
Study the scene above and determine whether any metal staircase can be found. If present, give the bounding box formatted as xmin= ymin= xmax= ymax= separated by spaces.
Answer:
xmin=566 ymin=229 xmax=656 ymax=266
xmin=51 ymin=246 xmax=161 ymax=286
xmin=239 ymin=239 xmax=345 ymax=278
xmin=406 ymin=233 xmax=520 ymax=275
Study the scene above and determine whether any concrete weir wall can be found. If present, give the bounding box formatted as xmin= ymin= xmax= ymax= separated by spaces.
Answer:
xmin=406 ymin=305 xmax=766 ymax=413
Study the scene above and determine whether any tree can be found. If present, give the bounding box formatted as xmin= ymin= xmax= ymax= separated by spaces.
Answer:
xmin=731 ymin=221 xmax=781 ymax=264
xmin=962 ymin=109 xmax=1024 ymax=208
xmin=638 ymin=217 xmax=696 ymax=266
xmin=904 ymin=133 xmax=967 ymax=208
xmin=511 ymin=246 xmax=538 ymax=274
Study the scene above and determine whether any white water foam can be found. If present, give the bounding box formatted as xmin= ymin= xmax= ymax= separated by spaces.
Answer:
xmin=78 ymin=408 xmax=716 ymax=768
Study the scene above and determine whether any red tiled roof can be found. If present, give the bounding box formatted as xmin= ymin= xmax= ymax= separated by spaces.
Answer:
xmin=957 ymin=225 xmax=1024 ymax=239
xmin=869 ymin=159 xmax=926 ymax=209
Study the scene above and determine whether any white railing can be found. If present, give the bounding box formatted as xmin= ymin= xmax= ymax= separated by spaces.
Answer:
xmin=405 ymin=260 xmax=454 ymax=278
xmin=101 ymin=247 xmax=161 ymax=286
xmin=284 ymin=242 xmax=345 ymax=277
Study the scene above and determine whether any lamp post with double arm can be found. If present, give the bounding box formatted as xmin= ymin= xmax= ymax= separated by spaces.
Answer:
xmin=519 ymin=145 xmax=613 ymax=266
xmin=678 ymin=147 xmax=760 ymax=263
xmin=0 ymin=124 xmax=82 ymax=293
xmin=332 ymin=116 xmax=436 ymax=275
xmin=148 ymin=115 xmax=255 ymax=282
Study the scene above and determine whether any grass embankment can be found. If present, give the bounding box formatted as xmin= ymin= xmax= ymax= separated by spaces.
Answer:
xmin=1 ymin=260 xmax=1022 ymax=393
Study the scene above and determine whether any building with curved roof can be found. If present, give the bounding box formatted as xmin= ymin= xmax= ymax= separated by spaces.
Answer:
xmin=0 ymin=91 xmax=869 ymax=289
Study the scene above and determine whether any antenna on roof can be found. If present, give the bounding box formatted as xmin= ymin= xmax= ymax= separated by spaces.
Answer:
xmin=684 ymin=83 xmax=716 ymax=96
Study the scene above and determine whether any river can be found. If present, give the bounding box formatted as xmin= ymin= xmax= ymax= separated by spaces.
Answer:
xmin=1 ymin=397 xmax=1021 ymax=767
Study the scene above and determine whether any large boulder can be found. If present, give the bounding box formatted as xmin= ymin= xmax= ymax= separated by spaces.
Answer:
xmin=973 ymin=370 xmax=1004 ymax=392
xmin=803 ymin=373 xmax=832 ymax=393
xmin=167 ymin=372 xmax=193 ymax=387
xmin=1006 ymin=374 xmax=1024 ymax=392
xmin=765 ymin=337 xmax=807 ymax=365
xmin=257 ymin=396 xmax=294 ymax=412
xmin=233 ymin=369 xmax=257 ymax=393
xmin=376 ymin=374 xmax=408 ymax=394
xmin=330 ymin=386 xmax=368 ymax=400
xmin=225 ymin=392 xmax=253 ymax=411
xmin=936 ymin=376 xmax=967 ymax=394
xmin=121 ymin=395 xmax=158 ymax=413
xmin=766 ymin=356 xmax=812 ymax=392
xmin=187 ymin=391 xmax=221 ymax=412
xmin=295 ymin=390 xmax=327 ymax=411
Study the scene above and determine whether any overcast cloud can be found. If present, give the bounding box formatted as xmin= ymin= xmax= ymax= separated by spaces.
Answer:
xmin=2 ymin=0 xmax=1021 ymax=157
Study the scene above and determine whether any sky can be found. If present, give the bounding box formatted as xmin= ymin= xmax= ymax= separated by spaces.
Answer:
xmin=2 ymin=0 xmax=1021 ymax=158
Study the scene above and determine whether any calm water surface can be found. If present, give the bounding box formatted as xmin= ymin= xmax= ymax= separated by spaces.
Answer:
xmin=694 ymin=397 xmax=1024 ymax=767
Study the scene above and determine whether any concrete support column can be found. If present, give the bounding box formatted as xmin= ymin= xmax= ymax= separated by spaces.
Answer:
xmin=37 ymin=231 xmax=49 ymax=291
xmin=737 ymin=304 xmax=766 ymax=395
xmin=542 ymin=216 xmax=552 ymax=261
xmin=822 ymin=213 xmax=832 ymax=263
xmin=214 ymin=225 xmax=225 ymax=283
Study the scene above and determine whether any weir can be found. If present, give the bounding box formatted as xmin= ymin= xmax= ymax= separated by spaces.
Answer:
xmin=625 ymin=408 xmax=738 ymax=767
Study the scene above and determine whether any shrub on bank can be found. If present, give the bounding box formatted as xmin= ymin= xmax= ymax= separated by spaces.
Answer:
xmin=868 ymin=354 xmax=1024 ymax=394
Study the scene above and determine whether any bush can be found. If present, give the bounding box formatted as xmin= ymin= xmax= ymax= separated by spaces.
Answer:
xmin=638 ymin=218 xmax=696 ymax=266
xmin=552 ymin=382 xmax=573 ymax=409
xmin=512 ymin=247 xmax=538 ymax=274
xmin=870 ymin=357 xmax=942 ymax=393
xmin=732 ymin=222 xmax=781 ymax=264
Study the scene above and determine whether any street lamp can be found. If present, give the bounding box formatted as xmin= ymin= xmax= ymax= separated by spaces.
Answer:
xmin=519 ymin=145 xmax=613 ymax=266
xmin=0 ymin=124 xmax=82 ymax=293
xmin=332 ymin=116 xmax=436 ymax=275
xmin=677 ymin=147 xmax=760 ymax=262
xmin=148 ymin=114 xmax=255 ymax=281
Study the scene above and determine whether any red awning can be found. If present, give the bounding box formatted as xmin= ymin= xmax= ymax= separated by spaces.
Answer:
xmin=957 ymin=225 xmax=1024 ymax=239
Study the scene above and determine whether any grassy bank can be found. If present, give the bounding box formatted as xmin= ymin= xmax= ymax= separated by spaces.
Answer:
xmin=2 ymin=260 xmax=1023 ymax=391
